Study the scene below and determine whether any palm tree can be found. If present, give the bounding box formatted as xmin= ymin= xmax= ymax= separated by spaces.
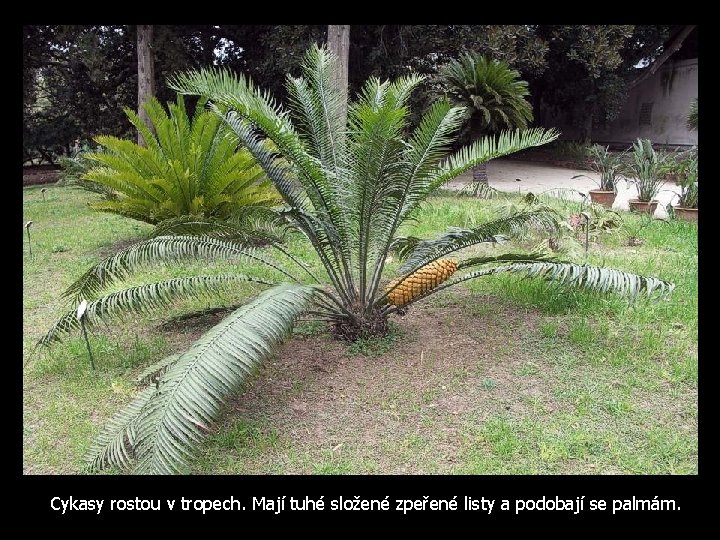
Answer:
xmin=440 ymin=52 xmax=533 ymax=186
xmin=40 ymin=46 xmax=673 ymax=474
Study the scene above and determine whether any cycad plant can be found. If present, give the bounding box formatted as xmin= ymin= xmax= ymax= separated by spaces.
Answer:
xmin=628 ymin=139 xmax=670 ymax=203
xmin=676 ymin=151 xmax=698 ymax=209
xmin=687 ymin=98 xmax=698 ymax=131
xmin=81 ymin=95 xmax=279 ymax=224
xmin=586 ymin=145 xmax=626 ymax=193
xmin=571 ymin=145 xmax=627 ymax=208
xmin=40 ymin=46 xmax=674 ymax=474
xmin=440 ymin=52 xmax=533 ymax=185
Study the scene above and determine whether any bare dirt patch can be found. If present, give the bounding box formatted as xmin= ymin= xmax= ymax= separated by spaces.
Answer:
xmin=204 ymin=289 xmax=560 ymax=473
xmin=96 ymin=237 xmax=147 ymax=258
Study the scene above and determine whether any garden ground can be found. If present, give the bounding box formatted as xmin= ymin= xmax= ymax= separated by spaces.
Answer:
xmin=22 ymin=177 xmax=697 ymax=475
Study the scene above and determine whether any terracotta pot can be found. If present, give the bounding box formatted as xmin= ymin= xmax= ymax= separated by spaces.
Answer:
xmin=674 ymin=207 xmax=698 ymax=223
xmin=588 ymin=190 xmax=616 ymax=208
xmin=628 ymin=199 xmax=659 ymax=215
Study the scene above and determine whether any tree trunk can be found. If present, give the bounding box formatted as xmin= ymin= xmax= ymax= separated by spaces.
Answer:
xmin=137 ymin=25 xmax=155 ymax=146
xmin=327 ymin=25 xmax=350 ymax=125
xmin=470 ymin=121 xmax=489 ymax=185
xmin=581 ymin=101 xmax=596 ymax=144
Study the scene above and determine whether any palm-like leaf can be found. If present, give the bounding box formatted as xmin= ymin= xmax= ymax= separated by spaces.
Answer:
xmin=399 ymin=210 xmax=560 ymax=273
xmin=40 ymin=274 xmax=274 ymax=346
xmin=111 ymin=284 xmax=313 ymax=474
xmin=444 ymin=261 xmax=674 ymax=300
xmin=426 ymin=128 xmax=559 ymax=193
xmin=62 ymin=235 xmax=297 ymax=302
xmin=83 ymin=284 xmax=314 ymax=474
xmin=83 ymin=385 xmax=157 ymax=473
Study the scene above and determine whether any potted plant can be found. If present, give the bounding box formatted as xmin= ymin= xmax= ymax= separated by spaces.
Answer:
xmin=674 ymin=152 xmax=698 ymax=222
xmin=572 ymin=145 xmax=626 ymax=208
xmin=627 ymin=138 xmax=670 ymax=215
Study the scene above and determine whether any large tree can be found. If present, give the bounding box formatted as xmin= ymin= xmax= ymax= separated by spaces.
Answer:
xmin=23 ymin=25 xmax=137 ymax=163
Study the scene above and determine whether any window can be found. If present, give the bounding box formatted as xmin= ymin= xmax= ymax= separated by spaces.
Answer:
xmin=639 ymin=102 xmax=653 ymax=126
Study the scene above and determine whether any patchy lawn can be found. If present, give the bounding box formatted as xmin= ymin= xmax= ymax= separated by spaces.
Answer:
xmin=23 ymin=185 xmax=697 ymax=474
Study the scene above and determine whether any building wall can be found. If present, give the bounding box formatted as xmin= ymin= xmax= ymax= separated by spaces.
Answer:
xmin=594 ymin=58 xmax=698 ymax=147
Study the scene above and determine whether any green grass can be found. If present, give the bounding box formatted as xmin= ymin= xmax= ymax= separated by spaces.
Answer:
xmin=23 ymin=186 xmax=697 ymax=475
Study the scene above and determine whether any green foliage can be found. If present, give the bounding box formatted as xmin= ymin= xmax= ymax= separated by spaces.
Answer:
xmin=83 ymin=284 xmax=316 ymax=474
xmin=531 ymin=25 xmax=674 ymax=139
xmin=627 ymin=139 xmax=671 ymax=202
xmin=572 ymin=145 xmax=627 ymax=192
xmin=82 ymin=95 xmax=279 ymax=224
xmin=41 ymin=45 xmax=674 ymax=475
xmin=588 ymin=145 xmax=625 ymax=191
xmin=440 ymin=52 xmax=533 ymax=139
xmin=23 ymin=26 xmax=137 ymax=164
xmin=676 ymin=151 xmax=698 ymax=209
xmin=24 ymin=25 xmax=680 ymax=164
xmin=59 ymin=146 xmax=117 ymax=200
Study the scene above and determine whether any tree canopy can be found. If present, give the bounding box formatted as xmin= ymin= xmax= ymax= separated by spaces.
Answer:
xmin=23 ymin=25 xmax=693 ymax=164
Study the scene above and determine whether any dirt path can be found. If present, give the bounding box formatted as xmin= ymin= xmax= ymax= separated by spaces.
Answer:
xmin=448 ymin=159 xmax=681 ymax=219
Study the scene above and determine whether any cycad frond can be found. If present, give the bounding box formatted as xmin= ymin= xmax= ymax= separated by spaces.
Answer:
xmin=83 ymin=385 xmax=157 ymax=473
xmin=347 ymin=75 xmax=418 ymax=297
xmin=135 ymin=354 xmax=181 ymax=386
xmin=63 ymin=235 xmax=285 ymax=302
xmin=171 ymin=65 xmax=344 ymax=232
xmin=149 ymin=214 xmax=284 ymax=244
xmin=399 ymin=210 xmax=560 ymax=273
xmin=446 ymin=262 xmax=674 ymax=299
xmin=427 ymin=128 xmax=560 ymax=192
xmin=40 ymin=274 xmax=274 ymax=346
xmin=500 ymin=261 xmax=675 ymax=298
xmin=132 ymin=283 xmax=316 ymax=474
xmin=286 ymin=46 xmax=345 ymax=172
